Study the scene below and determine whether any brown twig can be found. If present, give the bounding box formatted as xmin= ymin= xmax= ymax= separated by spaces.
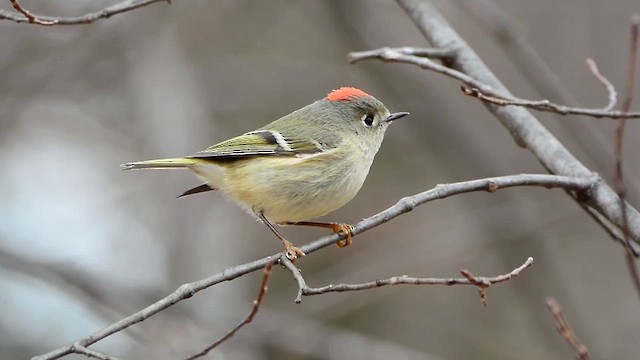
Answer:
xmin=32 ymin=174 xmax=597 ymax=360
xmin=184 ymin=262 xmax=274 ymax=360
xmin=460 ymin=269 xmax=490 ymax=307
xmin=0 ymin=0 xmax=169 ymax=26
xmin=546 ymin=298 xmax=590 ymax=360
xmin=9 ymin=0 xmax=55 ymax=25
xmin=615 ymin=13 xmax=640 ymax=299
xmin=283 ymin=256 xmax=533 ymax=306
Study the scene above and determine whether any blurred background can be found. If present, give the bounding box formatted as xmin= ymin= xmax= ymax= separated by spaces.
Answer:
xmin=1 ymin=0 xmax=640 ymax=359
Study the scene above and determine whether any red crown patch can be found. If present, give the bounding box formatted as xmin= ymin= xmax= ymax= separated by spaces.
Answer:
xmin=327 ymin=87 xmax=370 ymax=102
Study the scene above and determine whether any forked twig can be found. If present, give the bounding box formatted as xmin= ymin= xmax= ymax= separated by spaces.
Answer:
xmin=282 ymin=256 xmax=533 ymax=306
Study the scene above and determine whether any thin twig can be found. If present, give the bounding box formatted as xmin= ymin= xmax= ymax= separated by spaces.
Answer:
xmin=461 ymin=86 xmax=639 ymax=119
xmin=70 ymin=344 xmax=121 ymax=360
xmin=184 ymin=262 xmax=274 ymax=360
xmin=349 ymin=47 xmax=640 ymax=119
xmin=585 ymin=58 xmax=617 ymax=111
xmin=32 ymin=174 xmax=596 ymax=360
xmin=615 ymin=13 xmax=640 ymax=299
xmin=546 ymin=298 xmax=590 ymax=360
xmin=350 ymin=47 xmax=494 ymax=93
xmin=279 ymin=256 xmax=308 ymax=304
xmin=0 ymin=0 xmax=169 ymax=26
xmin=283 ymin=256 xmax=533 ymax=306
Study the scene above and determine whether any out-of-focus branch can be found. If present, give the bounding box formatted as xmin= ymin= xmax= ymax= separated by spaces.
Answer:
xmin=282 ymin=256 xmax=533 ymax=306
xmin=0 ymin=0 xmax=169 ymax=26
xmin=184 ymin=262 xmax=274 ymax=360
xmin=546 ymin=298 xmax=590 ymax=360
xmin=388 ymin=0 xmax=640 ymax=249
xmin=32 ymin=173 xmax=595 ymax=360
xmin=615 ymin=14 xmax=640 ymax=298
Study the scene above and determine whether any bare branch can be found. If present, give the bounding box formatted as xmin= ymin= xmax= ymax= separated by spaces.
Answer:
xmin=32 ymin=174 xmax=595 ymax=360
xmin=615 ymin=13 xmax=640 ymax=298
xmin=70 ymin=344 xmax=121 ymax=360
xmin=185 ymin=262 xmax=274 ymax=360
xmin=0 ymin=0 xmax=169 ymax=26
xmin=350 ymin=47 xmax=494 ymax=94
xmin=392 ymin=0 xmax=640 ymax=248
xmin=350 ymin=47 xmax=639 ymax=119
xmin=460 ymin=86 xmax=639 ymax=119
xmin=9 ymin=0 xmax=55 ymax=25
xmin=546 ymin=298 xmax=590 ymax=360
xmin=283 ymin=256 xmax=533 ymax=306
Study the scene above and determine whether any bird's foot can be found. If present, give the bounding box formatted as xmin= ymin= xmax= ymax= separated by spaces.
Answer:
xmin=283 ymin=240 xmax=306 ymax=261
xmin=332 ymin=223 xmax=354 ymax=248
xmin=280 ymin=221 xmax=355 ymax=248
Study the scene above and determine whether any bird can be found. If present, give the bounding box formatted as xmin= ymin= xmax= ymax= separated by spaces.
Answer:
xmin=121 ymin=87 xmax=409 ymax=260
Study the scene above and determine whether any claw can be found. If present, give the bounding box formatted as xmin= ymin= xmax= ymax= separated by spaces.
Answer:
xmin=334 ymin=223 xmax=354 ymax=248
xmin=284 ymin=240 xmax=306 ymax=261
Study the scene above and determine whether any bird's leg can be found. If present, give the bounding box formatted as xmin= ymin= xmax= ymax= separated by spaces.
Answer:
xmin=259 ymin=213 xmax=305 ymax=261
xmin=281 ymin=221 xmax=354 ymax=248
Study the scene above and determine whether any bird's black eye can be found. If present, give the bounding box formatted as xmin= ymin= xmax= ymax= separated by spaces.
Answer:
xmin=362 ymin=114 xmax=374 ymax=126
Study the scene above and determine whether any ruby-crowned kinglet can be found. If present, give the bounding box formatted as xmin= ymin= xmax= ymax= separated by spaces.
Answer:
xmin=121 ymin=87 xmax=409 ymax=260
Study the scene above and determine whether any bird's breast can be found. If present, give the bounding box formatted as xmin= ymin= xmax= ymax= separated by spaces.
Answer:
xmin=210 ymin=142 xmax=376 ymax=223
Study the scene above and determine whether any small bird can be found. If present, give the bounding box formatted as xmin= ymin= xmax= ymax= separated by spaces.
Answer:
xmin=121 ymin=87 xmax=408 ymax=260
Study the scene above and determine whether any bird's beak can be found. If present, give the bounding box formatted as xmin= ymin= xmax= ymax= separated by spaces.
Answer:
xmin=385 ymin=111 xmax=410 ymax=122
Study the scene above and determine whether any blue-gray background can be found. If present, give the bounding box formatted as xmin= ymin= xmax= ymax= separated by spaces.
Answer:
xmin=1 ymin=1 xmax=639 ymax=359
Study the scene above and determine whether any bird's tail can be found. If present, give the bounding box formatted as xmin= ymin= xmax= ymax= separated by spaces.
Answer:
xmin=120 ymin=158 xmax=199 ymax=170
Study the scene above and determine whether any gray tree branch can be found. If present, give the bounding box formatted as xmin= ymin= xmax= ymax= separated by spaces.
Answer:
xmin=32 ymin=174 xmax=594 ymax=360
xmin=393 ymin=0 xmax=640 ymax=249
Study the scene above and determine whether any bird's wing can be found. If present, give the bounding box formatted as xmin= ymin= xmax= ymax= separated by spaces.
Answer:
xmin=188 ymin=130 xmax=327 ymax=159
